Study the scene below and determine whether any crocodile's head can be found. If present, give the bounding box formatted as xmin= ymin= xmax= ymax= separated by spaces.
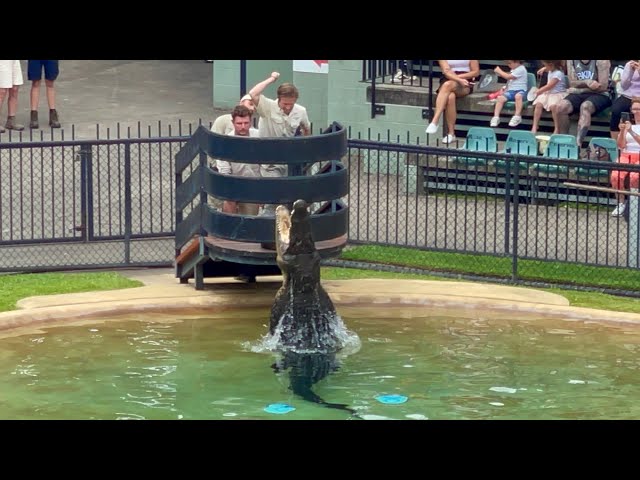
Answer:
xmin=275 ymin=204 xmax=292 ymax=262
xmin=269 ymin=199 xmax=355 ymax=355
xmin=275 ymin=200 xmax=316 ymax=257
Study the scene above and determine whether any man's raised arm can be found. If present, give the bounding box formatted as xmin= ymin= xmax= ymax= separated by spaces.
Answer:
xmin=249 ymin=71 xmax=280 ymax=106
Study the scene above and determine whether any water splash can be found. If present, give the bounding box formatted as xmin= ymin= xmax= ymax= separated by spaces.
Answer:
xmin=249 ymin=313 xmax=361 ymax=355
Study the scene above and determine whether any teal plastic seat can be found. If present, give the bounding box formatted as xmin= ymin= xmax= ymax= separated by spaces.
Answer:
xmin=531 ymin=134 xmax=579 ymax=175
xmin=456 ymin=127 xmax=497 ymax=166
xmin=496 ymin=130 xmax=538 ymax=171
xmin=576 ymin=137 xmax=618 ymax=178
xmin=504 ymin=72 xmax=536 ymax=110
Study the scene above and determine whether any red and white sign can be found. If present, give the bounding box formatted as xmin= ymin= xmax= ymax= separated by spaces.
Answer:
xmin=293 ymin=60 xmax=329 ymax=74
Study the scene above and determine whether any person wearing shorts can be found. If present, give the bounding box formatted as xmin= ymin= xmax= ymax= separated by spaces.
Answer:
xmin=551 ymin=60 xmax=612 ymax=147
xmin=27 ymin=60 xmax=60 ymax=129
xmin=610 ymin=98 xmax=640 ymax=217
xmin=425 ymin=60 xmax=481 ymax=144
xmin=0 ymin=60 xmax=25 ymax=132
xmin=489 ymin=60 xmax=529 ymax=128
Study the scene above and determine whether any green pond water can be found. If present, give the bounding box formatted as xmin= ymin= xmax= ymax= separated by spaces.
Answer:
xmin=1 ymin=308 xmax=639 ymax=420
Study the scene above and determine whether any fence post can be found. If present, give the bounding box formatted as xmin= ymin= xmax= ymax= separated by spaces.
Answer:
xmin=510 ymin=155 xmax=521 ymax=282
xmin=79 ymin=144 xmax=93 ymax=242
xmin=370 ymin=60 xmax=377 ymax=119
xmin=629 ymin=188 xmax=639 ymax=268
xmin=175 ymin=140 xmax=186 ymax=282
xmin=124 ymin=143 xmax=132 ymax=265
xmin=427 ymin=61 xmax=434 ymax=120
xmin=240 ymin=60 xmax=247 ymax=97
xmin=503 ymin=156 xmax=511 ymax=255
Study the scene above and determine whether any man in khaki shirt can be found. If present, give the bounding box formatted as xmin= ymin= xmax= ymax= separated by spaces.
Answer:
xmin=249 ymin=71 xmax=310 ymax=178
xmin=211 ymin=94 xmax=255 ymax=135
xmin=249 ymin=72 xmax=311 ymax=224
xmin=216 ymin=104 xmax=261 ymax=215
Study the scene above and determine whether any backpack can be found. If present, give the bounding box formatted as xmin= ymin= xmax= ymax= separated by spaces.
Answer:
xmin=475 ymin=70 xmax=500 ymax=93
xmin=581 ymin=144 xmax=611 ymax=162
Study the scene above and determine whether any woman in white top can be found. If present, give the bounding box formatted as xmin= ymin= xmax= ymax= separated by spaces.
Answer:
xmin=425 ymin=60 xmax=480 ymax=144
xmin=610 ymin=97 xmax=640 ymax=217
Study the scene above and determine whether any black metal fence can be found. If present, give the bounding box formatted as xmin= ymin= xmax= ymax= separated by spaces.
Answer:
xmin=2 ymin=122 xmax=640 ymax=295
xmin=344 ymin=128 xmax=640 ymax=294
xmin=0 ymin=121 xmax=202 ymax=272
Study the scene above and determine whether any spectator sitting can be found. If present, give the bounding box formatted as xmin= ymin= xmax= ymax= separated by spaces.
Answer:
xmin=610 ymin=60 xmax=640 ymax=141
xmin=489 ymin=60 xmax=528 ymax=128
xmin=425 ymin=60 xmax=480 ymax=144
xmin=610 ymin=98 xmax=640 ymax=217
xmin=530 ymin=60 xmax=568 ymax=134
xmin=551 ymin=60 xmax=612 ymax=147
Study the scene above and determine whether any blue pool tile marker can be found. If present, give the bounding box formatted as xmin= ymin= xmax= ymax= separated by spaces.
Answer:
xmin=264 ymin=403 xmax=296 ymax=414
xmin=376 ymin=394 xmax=408 ymax=405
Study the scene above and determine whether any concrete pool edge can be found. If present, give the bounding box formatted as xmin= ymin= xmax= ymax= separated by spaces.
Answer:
xmin=2 ymin=273 xmax=640 ymax=332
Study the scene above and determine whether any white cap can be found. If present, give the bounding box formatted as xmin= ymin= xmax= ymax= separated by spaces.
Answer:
xmin=240 ymin=94 xmax=252 ymax=102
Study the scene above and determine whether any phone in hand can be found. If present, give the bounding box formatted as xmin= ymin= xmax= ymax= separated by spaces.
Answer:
xmin=621 ymin=112 xmax=631 ymax=123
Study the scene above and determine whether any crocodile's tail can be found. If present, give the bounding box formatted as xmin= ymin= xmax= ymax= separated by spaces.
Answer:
xmin=292 ymin=383 xmax=360 ymax=418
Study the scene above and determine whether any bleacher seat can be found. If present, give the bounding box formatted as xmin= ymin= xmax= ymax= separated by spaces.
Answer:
xmin=496 ymin=130 xmax=538 ymax=171
xmin=455 ymin=127 xmax=497 ymax=166
xmin=530 ymin=134 xmax=579 ymax=175
xmin=576 ymin=137 xmax=618 ymax=178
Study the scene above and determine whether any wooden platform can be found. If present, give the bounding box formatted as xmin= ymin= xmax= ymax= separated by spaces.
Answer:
xmin=174 ymin=233 xmax=349 ymax=289
xmin=203 ymin=234 xmax=348 ymax=264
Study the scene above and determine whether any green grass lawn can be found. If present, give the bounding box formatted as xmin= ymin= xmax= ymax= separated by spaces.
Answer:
xmin=320 ymin=266 xmax=640 ymax=315
xmin=340 ymin=245 xmax=640 ymax=292
xmin=3 ymin=262 xmax=640 ymax=317
xmin=0 ymin=272 xmax=142 ymax=313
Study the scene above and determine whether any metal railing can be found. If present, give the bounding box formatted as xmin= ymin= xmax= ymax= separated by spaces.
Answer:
xmin=344 ymin=128 xmax=640 ymax=294
xmin=2 ymin=121 xmax=640 ymax=295
xmin=0 ymin=121 xmax=202 ymax=272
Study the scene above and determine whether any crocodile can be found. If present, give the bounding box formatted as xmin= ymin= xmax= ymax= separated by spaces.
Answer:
xmin=266 ymin=200 xmax=360 ymax=417
xmin=268 ymin=199 xmax=344 ymax=354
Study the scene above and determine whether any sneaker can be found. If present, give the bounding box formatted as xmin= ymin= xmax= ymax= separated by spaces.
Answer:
xmin=442 ymin=134 xmax=456 ymax=144
xmin=508 ymin=115 xmax=522 ymax=127
xmin=489 ymin=116 xmax=500 ymax=127
xmin=425 ymin=123 xmax=438 ymax=134
xmin=611 ymin=203 xmax=626 ymax=217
